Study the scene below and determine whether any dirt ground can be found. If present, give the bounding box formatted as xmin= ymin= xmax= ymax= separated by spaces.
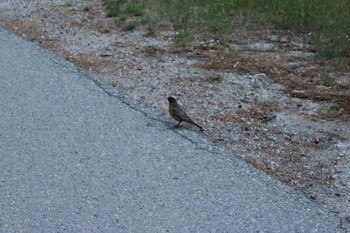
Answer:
xmin=1 ymin=0 xmax=349 ymax=228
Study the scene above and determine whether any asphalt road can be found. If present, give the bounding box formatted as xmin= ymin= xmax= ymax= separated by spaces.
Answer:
xmin=0 ymin=28 xmax=345 ymax=232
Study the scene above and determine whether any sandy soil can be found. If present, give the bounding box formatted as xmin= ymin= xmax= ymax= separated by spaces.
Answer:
xmin=1 ymin=0 xmax=349 ymax=228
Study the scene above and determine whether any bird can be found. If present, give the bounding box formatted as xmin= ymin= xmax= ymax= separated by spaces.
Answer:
xmin=167 ymin=96 xmax=203 ymax=131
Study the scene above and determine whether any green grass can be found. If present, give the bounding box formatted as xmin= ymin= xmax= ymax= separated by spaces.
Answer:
xmin=64 ymin=2 xmax=73 ymax=7
xmin=82 ymin=5 xmax=92 ymax=12
xmin=321 ymin=69 xmax=335 ymax=86
xmin=122 ymin=21 xmax=138 ymax=31
xmin=101 ymin=28 xmax=111 ymax=33
xmin=324 ymin=104 xmax=343 ymax=118
xmin=249 ymin=0 xmax=350 ymax=58
xmin=103 ymin=0 xmax=127 ymax=17
xmin=102 ymin=0 xmax=350 ymax=60
xmin=207 ymin=74 xmax=224 ymax=83
xmin=125 ymin=4 xmax=144 ymax=17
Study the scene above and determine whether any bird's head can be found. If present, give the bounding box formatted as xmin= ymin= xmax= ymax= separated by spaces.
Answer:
xmin=167 ymin=96 xmax=177 ymax=103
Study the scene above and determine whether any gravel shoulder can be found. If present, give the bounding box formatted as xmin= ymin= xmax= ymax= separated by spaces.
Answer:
xmin=1 ymin=0 xmax=349 ymax=226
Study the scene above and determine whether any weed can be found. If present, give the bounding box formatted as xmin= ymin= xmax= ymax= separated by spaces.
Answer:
xmin=207 ymin=74 xmax=224 ymax=83
xmin=119 ymin=14 xmax=128 ymax=21
xmin=145 ymin=25 xmax=156 ymax=37
xmin=144 ymin=45 xmax=156 ymax=50
xmin=174 ymin=29 xmax=193 ymax=47
xmin=226 ymin=50 xmax=235 ymax=59
xmin=114 ymin=14 xmax=128 ymax=28
xmin=324 ymin=104 xmax=343 ymax=118
xmin=101 ymin=28 xmax=111 ymax=33
xmin=103 ymin=0 xmax=127 ymax=17
xmin=251 ymin=82 xmax=261 ymax=89
xmin=125 ymin=5 xmax=143 ymax=17
xmin=141 ymin=15 xmax=158 ymax=36
xmin=321 ymin=70 xmax=334 ymax=87
xmin=82 ymin=6 xmax=92 ymax=12
xmin=261 ymin=100 xmax=278 ymax=107
xmin=122 ymin=21 xmax=138 ymax=31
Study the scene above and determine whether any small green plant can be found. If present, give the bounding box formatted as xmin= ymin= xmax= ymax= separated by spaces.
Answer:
xmin=145 ymin=25 xmax=156 ymax=37
xmin=118 ymin=15 xmax=128 ymax=22
xmin=321 ymin=71 xmax=334 ymax=87
xmin=114 ymin=15 xmax=127 ymax=28
xmin=103 ymin=0 xmax=127 ymax=17
xmin=324 ymin=104 xmax=343 ymax=118
xmin=226 ymin=50 xmax=235 ymax=59
xmin=122 ymin=21 xmax=138 ymax=31
xmin=101 ymin=28 xmax=111 ymax=33
xmin=125 ymin=5 xmax=144 ymax=17
xmin=251 ymin=81 xmax=261 ymax=89
xmin=64 ymin=1 xmax=73 ymax=7
xmin=207 ymin=74 xmax=224 ymax=83
xmin=174 ymin=29 xmax=193 ymax=47
xmin=257 ymin=100 xmax=279 ymax=109
xmin=143 ymin=45 xmax=159 ymax=56
xmin=144 ymin=45 xmax=156 ymax=49
xmin=82 ymin=6 xmax=92 ymax=11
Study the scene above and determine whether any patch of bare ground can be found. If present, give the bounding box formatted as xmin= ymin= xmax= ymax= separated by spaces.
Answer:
xmin=1 ymin=0 xmax=349 ymax=226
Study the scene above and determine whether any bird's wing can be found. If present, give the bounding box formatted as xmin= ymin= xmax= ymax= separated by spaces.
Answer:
xmin=173 ymin=105 xmax=193 ymax=122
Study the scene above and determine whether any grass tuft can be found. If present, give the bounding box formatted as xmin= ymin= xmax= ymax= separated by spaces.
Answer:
xmin=207 ymin=74 xmax=224 ymax=83
xmin=82 ymin=6 xmax=92 ymax=12
xmin=103 ymin=0 xmax=127 ymax=17
xmin=321 ymin=71 xmax=335 ymax=87
xmin=122 ymin=21 xmax=138 ymax=31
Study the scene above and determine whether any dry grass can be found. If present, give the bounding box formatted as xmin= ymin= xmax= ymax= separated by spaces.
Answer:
xmin=196 ymin=50 xmax=350 ymax=121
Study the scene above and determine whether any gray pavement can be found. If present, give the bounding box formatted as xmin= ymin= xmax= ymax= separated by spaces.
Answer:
xmin=0 ymin=28 xmax=345 ymax=232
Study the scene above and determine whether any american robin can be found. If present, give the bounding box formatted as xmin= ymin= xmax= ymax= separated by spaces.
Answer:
xmin=167 ymin=96 xmax=203 ymax=131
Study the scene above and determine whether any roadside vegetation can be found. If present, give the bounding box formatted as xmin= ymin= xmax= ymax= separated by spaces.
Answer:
xmin=102 ymin=0 xmax=350 ymax=60
xmin=102 ymin=0 xmax=350 ymax=119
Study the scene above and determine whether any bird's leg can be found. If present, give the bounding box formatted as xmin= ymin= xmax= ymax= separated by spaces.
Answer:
xmin=177 ymin=121 xmax=182 ymax=127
